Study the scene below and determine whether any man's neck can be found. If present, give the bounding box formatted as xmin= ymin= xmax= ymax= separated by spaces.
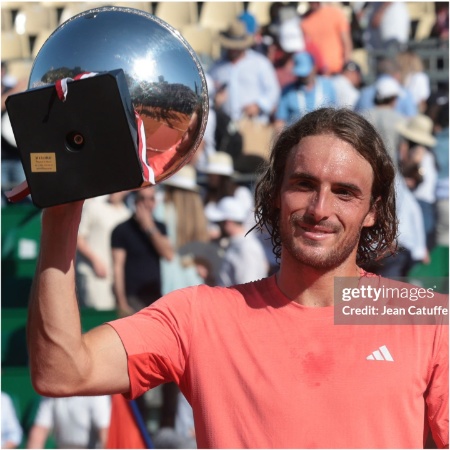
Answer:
xmin=276 ymin=254 xmax=361 ymax=307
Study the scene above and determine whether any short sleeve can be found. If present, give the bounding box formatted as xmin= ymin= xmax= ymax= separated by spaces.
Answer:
xmin=426 ymin=324 xmax=449 ymax=448
xmin=107 ymin=286 xmax=197 ymax=399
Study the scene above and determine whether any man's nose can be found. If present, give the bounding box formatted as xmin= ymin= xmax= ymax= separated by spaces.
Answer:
xmin=306 ymin=189 xmax=332 ymax=222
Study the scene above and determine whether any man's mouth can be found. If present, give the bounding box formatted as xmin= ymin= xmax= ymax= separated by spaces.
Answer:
xmin=298 ymin=223 xmax=336 ymax=240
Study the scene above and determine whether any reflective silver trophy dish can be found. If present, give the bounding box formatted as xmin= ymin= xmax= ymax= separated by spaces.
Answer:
xmin=5 ymin=6 xmax=208 ymax=207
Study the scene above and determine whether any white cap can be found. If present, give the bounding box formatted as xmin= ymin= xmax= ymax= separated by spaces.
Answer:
xmin=163 ymin=164 xmax=198 ymax=191
xmin=375 ymin=77 xmax=401 ymax=100
xmin=278 ymin=18 xmax=305 ymax=53
xmin=205 ymin=196 xmax=247 ymax=222
xmin=205 ymin=151 xmax=234 ymax=176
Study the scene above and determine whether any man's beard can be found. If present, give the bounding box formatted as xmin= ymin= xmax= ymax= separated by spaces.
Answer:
xmin=280 ymin=213 xmax=362 ymax=270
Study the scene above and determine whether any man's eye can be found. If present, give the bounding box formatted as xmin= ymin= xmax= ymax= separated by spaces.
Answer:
xmin=297 ymin=181 xmax=314 ymax=189
xmin=334 ymin=188 xmax=354 ymax=198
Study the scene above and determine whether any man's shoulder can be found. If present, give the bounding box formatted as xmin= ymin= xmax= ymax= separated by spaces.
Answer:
xmin=140 ymin=281 xmax=268 ymax=321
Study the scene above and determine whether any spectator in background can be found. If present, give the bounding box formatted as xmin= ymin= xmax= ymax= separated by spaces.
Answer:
xmin=363 ymin=174 xmax=428 ymax=277
xmin=203 ymin=151 xmax=255 ymax=238
xmin=190 ymin=73 xmax=217 ymax=173
xmin=154 ymin=165 xmax=210 ymax=294
xmin=433 ymin=100 xmax=449 ymax=247
xmin=332 ymin=61 xmax=363 ymax=109
xmin=111 ymin=187 xmax=173 ymax=315
xmin=301 ymin=2 xmax=353 ymax=75
xmin=397 ymin=114 xmax=438 ymax=251
xmin=26 ymin=396 xmax=111 ymax=449
xmin=363 ymin=2 xmax=411 ymax=52
xmin=76 ymin=192 xmax=131 ymax=310
xmin=208 ymin=19 xmax=280 ymax=125
xmin=275 ymin=51 xmax=337 ymax=131
xmin=397 ymin=50 xmax=431 ymax=113
xmin=273 ymin=17 xmax=326 ymax=88
xmin=364 ymin=77 xmax=405 ymax=167
xmin=355 ymin=57 xmax=417 ymax=117
xmin=1 ymin=62 xmax=27 ymax=204
xmin=430 ymin=2 xmax=449 ymax=40
xmin=1 ymin=392 xmax=23 ymax=449
xmin=206 ymin=196 xmax=268 ymax=287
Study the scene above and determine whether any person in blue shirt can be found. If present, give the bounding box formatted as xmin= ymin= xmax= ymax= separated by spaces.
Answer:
xmin=354 ymin=57 xmax=417 ymax=117
xmin=275 ymin=51 xmax=336 ymax=131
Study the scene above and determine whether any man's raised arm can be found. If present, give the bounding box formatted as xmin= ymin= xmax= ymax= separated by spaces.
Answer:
xmin=27 ymin=202 xmax=130 ymax=397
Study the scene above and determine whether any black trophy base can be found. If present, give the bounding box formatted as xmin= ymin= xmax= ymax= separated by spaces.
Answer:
xmin=6 ymin=69 xmax=144 ymax=208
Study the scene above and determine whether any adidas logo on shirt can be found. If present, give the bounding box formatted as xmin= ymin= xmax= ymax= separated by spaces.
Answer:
xmin=366 ymin=345 xmax=394 ymax=361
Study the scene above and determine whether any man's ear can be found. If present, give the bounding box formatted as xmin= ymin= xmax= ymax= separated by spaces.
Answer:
xmin=363 ymin=196 xmax=380 ymax=228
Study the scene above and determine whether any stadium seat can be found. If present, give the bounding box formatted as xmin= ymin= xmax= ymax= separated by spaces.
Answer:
xmin=350 ymin=48 xmax=369 ymax=77
xmin=1 ymin=30 xmax=30 ymax=60
xmin=5 ymin=59 xmax=33 ymax=81
xmin=109 ymin=2 xmax=152 ymax=13
xmin=199 ymin=2 xmax=244 ymax=32
xmin=154 ymin=2 xmax=198 ymax=30
xmin=406 ymin=1 xmax=435 ymax=21
xmin=247 ymin=2 xmax=272 ymax=28
xmin=414 ymin=13 xmax=436 ymax=41
xmin=180 ymin=24 xmax=218 ymax=60
xmin=59 ymin=2 xmax=105 ymax=24
xmin=14 ymin=3 xmax=58 ymax=36
xmin=1 ymin=8 xmax=13 ymax=31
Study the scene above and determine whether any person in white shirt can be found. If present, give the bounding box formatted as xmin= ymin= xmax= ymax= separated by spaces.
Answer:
xmin=26 ymin=396 xmax=111 ymax=449
xmin=209 ymin=19 xmax=280 ymax=124
xmin=332 ymin=61 xmax=362 ymax=109
xmin=1 ymin=392 xmax=23 ymax=449
xmin=397 ymin=114 xmax=438 ymax=250
xmin=206 ymin=196 xmax=268 ymax=286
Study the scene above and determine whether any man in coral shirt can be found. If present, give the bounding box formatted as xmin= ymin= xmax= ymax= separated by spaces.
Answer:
xmin=301 ymin=2 xmax=353 ymax=75
xmin=27 ymin=108 xmax=448 ymax=448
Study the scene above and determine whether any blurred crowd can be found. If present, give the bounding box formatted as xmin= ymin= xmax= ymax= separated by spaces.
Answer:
xmin=1 ymin=1 xmax=449 ymax=449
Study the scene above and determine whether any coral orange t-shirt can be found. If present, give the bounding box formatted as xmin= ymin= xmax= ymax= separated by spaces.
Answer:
xmin=108 ymin=276 xmax=448 ymax=449
xmin=301 ymin=5 xmax=350 ymax=74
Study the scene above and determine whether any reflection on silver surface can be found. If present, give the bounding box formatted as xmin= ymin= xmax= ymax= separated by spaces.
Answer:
xmin=29 ymin=6 xmax=208 ymax=183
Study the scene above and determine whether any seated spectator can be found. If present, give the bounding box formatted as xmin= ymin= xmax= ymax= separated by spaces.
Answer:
xmin=1 ymin=392 xmax=23 ymax=449
xmin=432 ymin=100 xmax=449 ymax=246
xmin=26 ymin=396 xmax=111 ymax=449
xmin=190 ymin=73 xmax=217 ymax=173
xmin=364 ymin=77 xmax=405 ymax=167
xmin=332 ymin=61 xmax=363 ymax=109
xmin=275 ymin=51 xmax=337 ymax=131
xmin=203 ymin=151 xmax=255 ymax=238
xmin=430 ymin=2 xmax=449 ymax=40
xmin=208 ymin=19 xmax=280 ymax=125
xmin=363 ymin=2 xmax=411 ymax=52
xmin=355 ymin=57 xmax=417 ymax=117
xmin=273 ymin=17 xmax=326 ymax=88
xmin=1 ymin=62 xmax=28 ymax=205
xmin=397 ymin=114 xmax=438 ymax=250
xmin=206 ymin=196 xmax=268 ymax=286
xmin=397 ymin=50 xmax=431 ymax=113
xmin=363 ymin=174 xmax=428 ymax=277
xmin=154 ymin=164 xmax=210 ymax=294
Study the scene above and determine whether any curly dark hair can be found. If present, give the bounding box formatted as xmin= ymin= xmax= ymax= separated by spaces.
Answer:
xmin=253 ymin=107 xmax=398 ymax=265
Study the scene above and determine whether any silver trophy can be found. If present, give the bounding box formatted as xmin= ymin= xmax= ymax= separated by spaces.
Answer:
xmin=6 ymin=6 xmax=208 ymax=207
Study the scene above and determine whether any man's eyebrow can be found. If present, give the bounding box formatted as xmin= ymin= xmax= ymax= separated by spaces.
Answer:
xmin=290 ymin=172 xmax=364 ymax=194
